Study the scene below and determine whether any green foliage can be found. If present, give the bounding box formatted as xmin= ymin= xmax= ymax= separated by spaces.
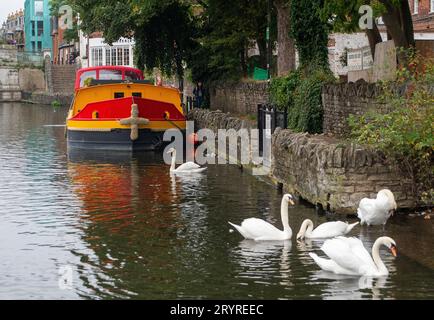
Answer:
xmin=349 ymin=52 xmax=434 ymax=203
xmin=51 ymin=100 xmax=61 ymax=108
xmin=270 ymin=65 xmax=334 ymax=133
xmin=290 ymin=0 xmax=330 ymax=69
xmin=290 ymin=68 xmax=335 ymax=133
xmin=320 ymin=0 xmax=388 ymax=33
xmin=191 ymin=0 xmax=276 ymax=83
xmin=49 ymin=0 xmax=79 ymax=42
xmin=70 ymin=0 xmax=196 ymax=79
xmin=269 ymin=71 xmax=300 ymax=110
xmin=83 ymin=77 xmax=93 ymax=87
xmin=71 ymin=0 xmax=275 ymax=83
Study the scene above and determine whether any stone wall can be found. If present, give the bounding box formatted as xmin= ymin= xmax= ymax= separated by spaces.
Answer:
xmin=272 ymin=129 xmax=415 ymax=214
xmin=0 ymin=89 xmax=21 ymax=101
xmin=21 ymin=91 xmax=73 ymax=107
xmin=0 ymin=67 xmax=19 ymax=89
xmin=0 ymin=67 xmax=21 ymax=101
xmin=188 ymin=108 xmax=417 ymax=214
xmin=18 ymin=68 xmax=45 ymax=92
xmin=321 ymin=82 xmax=395 ymax=136
xmin=0 ymin=45 xmax=18 ymax=65
xmin=210 ymin=81 xmax=269 ymax=114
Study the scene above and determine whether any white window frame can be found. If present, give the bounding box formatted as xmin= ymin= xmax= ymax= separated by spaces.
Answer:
xmin=414 ymin=0 xmax=418 ymax=14
xmin=431 ymin=0 xmax=434 ymax=13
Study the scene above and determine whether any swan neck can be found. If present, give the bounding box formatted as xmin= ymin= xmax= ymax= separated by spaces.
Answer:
xmin=281 ymin=198 xmax=290 ymax=232
xmin=170 ymin=150 xmax=177 ymax=171
xmin=300 ymin=219 xmax=313 ymax=237
xmin=372 ymin=238 xmax=388 ymax=274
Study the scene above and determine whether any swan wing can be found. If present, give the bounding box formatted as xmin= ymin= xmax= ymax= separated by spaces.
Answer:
xmin=310 ymin=221 xmax=349 ymax=238
xmin=175 ymin=162 xmax=203 ymax=171
xmin=240 ymin=218 xmax=284 ymax=240
xmin=358 ymin=198 xmax=388 ymax=225
xmin=342 ymin=237 xmax=377 ymax=272
xmin=309 ymin=253 xmax=356 ymax=275
xmin=228 ymin=222 xmax=255 ymax=239
xmin=357 ymin=198 xmax=376 ymax=222
xmin=321 ymin=237 xmax=369 ymax=275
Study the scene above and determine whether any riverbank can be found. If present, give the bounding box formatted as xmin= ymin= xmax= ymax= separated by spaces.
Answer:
xmin=21 ymin=91 xmax=73 ymax=107
xmin=188 ymin=108 xmax=419 ymax=215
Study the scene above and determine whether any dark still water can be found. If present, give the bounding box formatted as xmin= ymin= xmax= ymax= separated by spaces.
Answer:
xmin=0 ymin=102 xmax=433 ymax=300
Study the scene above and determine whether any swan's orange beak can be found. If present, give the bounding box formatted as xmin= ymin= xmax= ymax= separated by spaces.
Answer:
xmin=390 ymin=245 xmax=398 ymax=257
xmin=289 ymin=199 xmax=295 ymax=206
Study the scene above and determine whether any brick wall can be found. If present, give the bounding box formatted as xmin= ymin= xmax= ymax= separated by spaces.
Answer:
xmin=416 ymin=40 xmax=434 ymax=59
xmin=411 ymin=0 xmax=434 ymax=32
xmin=210 ymin=81 xmax=269 ymax=114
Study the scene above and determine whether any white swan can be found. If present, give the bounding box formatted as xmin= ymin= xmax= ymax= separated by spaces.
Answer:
xmin=167 ymin=147 xmax=206 ymax=173
xmin=228 ymin=194 xmax=295 ymax=241
xmin=309 ymin=236 xmax=397 ymax=277
xmin=296 ymin=219 xmax=359 ymax=240
xmin=357 ymin=189 xmax=397 ymax=226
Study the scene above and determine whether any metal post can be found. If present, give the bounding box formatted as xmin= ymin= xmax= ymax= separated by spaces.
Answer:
xmin=284 ymin=107 xmax=288 ymax=129
xmin=267 ymin=0 xmax=272 ymax=81
xmin=258 ymin=104 xmax=263 ymax=156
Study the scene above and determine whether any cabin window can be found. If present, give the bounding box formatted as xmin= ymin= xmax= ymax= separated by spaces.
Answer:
xmin=92 ymin=111 xmax=99 ymax=119
xmin=125 ymin=71 xmax=141 ymax=81
xmin=79 ymin=71 xmax=97 ymax=87
xmin=99 ymin=69 xmax=122 ymax=81
xmin=114 ymin=92 xmax=124 ymax=99
xmin=132 ymin=92 xmax=142 ymax=98
xmin=124 ymin=48 xmax=130 ymax=66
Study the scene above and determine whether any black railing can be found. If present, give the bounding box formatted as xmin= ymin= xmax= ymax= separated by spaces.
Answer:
xmin=257 ymin=103 xmax=288 ymax=155
xmin=185 ymin=96 xmax=194 ymax=113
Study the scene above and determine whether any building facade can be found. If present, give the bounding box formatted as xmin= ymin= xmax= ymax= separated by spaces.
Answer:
xmin=410 ymin=0 xmax=434 ymax=58
xmin=51 ymin=15 xmax=78 ymax=64
xmin=329 ymin=0 xmax=434 ymax=78
xmin=78 ymin=31 xmax=135 ymax=68
xmin=24 ymin=0 xmax=52 ymax=55
xmin=2 ymin=10 xmax=25 ymax=50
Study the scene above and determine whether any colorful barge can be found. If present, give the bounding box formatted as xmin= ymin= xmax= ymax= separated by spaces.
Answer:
xmin=66 ymin=66 xmax=186 ymax=151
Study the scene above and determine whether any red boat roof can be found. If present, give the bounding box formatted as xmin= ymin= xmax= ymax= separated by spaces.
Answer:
xmin=77 ymin=65 xmax=144 ymax=74
xmin=75 ymin=66 xmax=145 ymax=90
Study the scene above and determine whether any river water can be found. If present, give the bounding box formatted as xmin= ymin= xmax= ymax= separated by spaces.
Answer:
xmin=0 ymin=102 xmax=433 ymax=300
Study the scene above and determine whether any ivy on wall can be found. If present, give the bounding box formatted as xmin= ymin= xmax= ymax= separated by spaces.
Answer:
xmin=290 ymin=0 xmax=330 ymax=69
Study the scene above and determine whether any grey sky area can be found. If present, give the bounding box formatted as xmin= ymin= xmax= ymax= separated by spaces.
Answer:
xmin=0 ymin=0 xmax=25 ymax=25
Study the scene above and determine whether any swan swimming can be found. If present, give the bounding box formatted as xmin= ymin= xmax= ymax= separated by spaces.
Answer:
xmin=357 ymin=189 xmax=397 ymax=226
xmin=296 ymin=219 xmax=359 ymax=240
xmin=309 ymin=236 xmax=397 ymax=277
xmin=167 ymin=148 xmax=206 ymax=173
xmin=228 ymin=194 xmax=295 ymax=241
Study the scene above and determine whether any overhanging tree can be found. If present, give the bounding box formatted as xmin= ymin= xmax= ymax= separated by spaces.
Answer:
xmin=321 ymin=0 xmax=415 ymax=64
xmin=70 ymin=0 xmax=198 ymax=87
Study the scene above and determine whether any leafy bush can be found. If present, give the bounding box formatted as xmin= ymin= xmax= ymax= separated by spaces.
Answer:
xmin=349 ymin=52 xmax=434 ymax=203
xmin=269 ymin=71 xmax=300 ymax=110
xmin=51 ymin=100 xmax=61 ymax=108
xmin=269 ymin=66 xmax=334 ymax=134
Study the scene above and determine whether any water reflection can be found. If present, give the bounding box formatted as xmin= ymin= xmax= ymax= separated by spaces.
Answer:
xmin=311 ymin=272 xmax=388 ymax=300
xmin=232 ymin=240 xmax=292 ymax=286
xmin=1 ymin=103 xmax=434 ymax=299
